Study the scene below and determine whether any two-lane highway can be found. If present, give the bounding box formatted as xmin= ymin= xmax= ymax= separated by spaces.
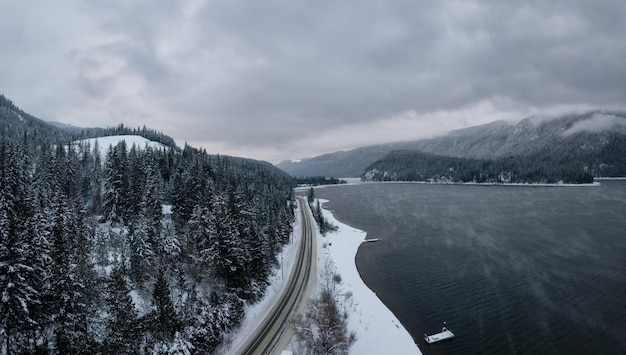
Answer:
xmin=239 ymin=197 xmax=316 ymax=355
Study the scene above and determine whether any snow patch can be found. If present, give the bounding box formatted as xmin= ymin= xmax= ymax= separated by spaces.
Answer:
xmin=162 ymin=204 xmax=173 ymax=215
xmin=129 ymin=289 xmax=152 ymax=317
xmin=74 ymin=135 xmax=170 ymax=160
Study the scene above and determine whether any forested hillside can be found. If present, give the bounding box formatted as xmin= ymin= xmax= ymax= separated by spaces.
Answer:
xmin=362 ymin=149 xmax=597 ymax=184
xmin=363 ymin=115 xmax=626 ymax=183
xmin=0 ymin=97 xmax=296 ymax=353
xmin=1 ymin=95 xmax=69 ymax=144
xmin=1 ymin=94 xmax=178 ymax=150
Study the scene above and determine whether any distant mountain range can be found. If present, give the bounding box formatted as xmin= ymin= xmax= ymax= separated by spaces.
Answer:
xmin=276 ymin=111 xmax=626 ymax=178
xmin=5 ymin=94 xmax=625 ymax=180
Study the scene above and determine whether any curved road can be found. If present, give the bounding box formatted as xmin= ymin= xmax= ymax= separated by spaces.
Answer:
xmin=239 ymin=197 xmax=316 ymax=355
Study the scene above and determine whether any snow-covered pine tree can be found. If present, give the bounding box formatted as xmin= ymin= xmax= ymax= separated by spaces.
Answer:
xmin=185 ymin=296 xmax=223 ymax=353
xmin=128 ymin=219 xmax=156 ymax=284
xmin=42 ymin=193 xmax=96 ymax=352
xmin=49 ymin=195 xmax=74 ymax=353
xmin=66 ymin=198 xmax=98 ymax=352
xmin=149 ymin=270 xmax=180 ymax=341
xmin=125 ymin=143 xmax=144 ymax=223
xmin=142 ymin=153 xmax=163 ymax=234
xmin=101 ymin=141 xmax=128 ymax=224
xmin=105 ymin=264 xmax=140 ymax=353
xmin=89 ymin=140 xmax=103 ymax=215
xmin=0 ymin=142 xmax=45 ymax=353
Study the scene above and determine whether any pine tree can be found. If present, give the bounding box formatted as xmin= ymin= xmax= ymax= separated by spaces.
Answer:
xmin=49 ymin=196 xmax=73 ymax=353
xmin=0 ymin=142 xmax=45 ymax=353
xmin=130 ymin=223 xmax=155 ymax=284
xmin=185 ymin=295 xmax=223 ymax=353
xmin=125 ymin=144 xmax=144 ymax=223
xmin=89 ymin=140 xmax=103 ymax=215
xmin=187 ymin=204 xmax=213 ymax=279
xmin=150 ymin=270 xmax=180 ymax=341
xmin=101 ymin=142 xmax=128 ymax=224
xmin=143 ymin=156 xmax=163 ymax=233
xmin=61 ymin=198 xmax=97 ymax=353
xmin=105 ymin=265 xmax=140 ymax=354
xmin=159 ymin=222 xmax=181 ymax=264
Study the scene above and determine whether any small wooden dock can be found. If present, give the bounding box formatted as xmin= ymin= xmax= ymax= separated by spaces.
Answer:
xmin=424 ymin=323 xmax=454 ymax=344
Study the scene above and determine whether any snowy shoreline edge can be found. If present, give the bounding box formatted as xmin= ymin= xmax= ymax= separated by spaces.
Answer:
xmin=316 ymin=198 xmax=422 ymax=355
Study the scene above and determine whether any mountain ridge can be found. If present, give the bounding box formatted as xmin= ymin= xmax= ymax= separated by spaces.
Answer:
xmin=1 ymin=94 xmax=69 ymax=142
xmin=276 ymin=111 xmax=626 ymax=177
xmin=1 ymin=94 xmax=288 ymax=178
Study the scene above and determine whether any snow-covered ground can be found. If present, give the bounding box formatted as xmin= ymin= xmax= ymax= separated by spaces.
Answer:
xmin=315 ymin=198 xmax=422 ymax=355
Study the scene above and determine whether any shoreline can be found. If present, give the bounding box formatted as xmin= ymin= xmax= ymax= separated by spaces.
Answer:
xmin=595 ymin=177 xmax=626 ymax=180
xmin=310 ymin=177 xmax=626 ymax=191
xmin=359 ymin=180 xmax=602 ymax=187
xmin=313 ymin=178 xmax=609 ymax=188
xmin=316 ymin=198 xmax=422 ymax=355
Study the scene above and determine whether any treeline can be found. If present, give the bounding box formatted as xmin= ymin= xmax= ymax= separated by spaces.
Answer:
xmin=94 ymin=124 xmax=178 ymax=150
xmin=306 ymin=188 xmax=337 ymax=235
xmin=0 ymin=136 xmax=295 ymax=354
xmin=53 ymin=123 xmax=179 ymax=151
xmin=362 ymin=149 xmax=595 ymax=184
xmin=295 ymin=176 xmax=346 ymax=186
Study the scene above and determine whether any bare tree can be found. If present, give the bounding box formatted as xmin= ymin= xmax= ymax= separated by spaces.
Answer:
xmin=292 ymin=262 xmax=355 ymax=354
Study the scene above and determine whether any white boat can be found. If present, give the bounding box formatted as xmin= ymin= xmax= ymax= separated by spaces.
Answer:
xmin=424 ymin=322 xmax=454 ymax=344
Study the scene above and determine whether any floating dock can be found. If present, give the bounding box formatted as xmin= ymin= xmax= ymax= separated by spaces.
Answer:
xmin=424 ymin=325 xmax=454 ymax=344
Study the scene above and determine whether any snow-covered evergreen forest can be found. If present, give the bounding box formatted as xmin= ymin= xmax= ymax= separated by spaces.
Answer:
xmin=362 ymin=149 xmax=600 ymax=184
xmin=0 ymin=129 xmax=296 ymax=353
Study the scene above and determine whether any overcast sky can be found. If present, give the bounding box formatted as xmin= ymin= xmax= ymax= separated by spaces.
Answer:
xmin=2 ymin=0 xmax=625 ymax=163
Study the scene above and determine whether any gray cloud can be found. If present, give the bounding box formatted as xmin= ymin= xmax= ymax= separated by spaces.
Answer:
xmin=1 ymin=0 xmax=625 ymax=162
xmin=563 ymin=113 xmax=626 ymax=136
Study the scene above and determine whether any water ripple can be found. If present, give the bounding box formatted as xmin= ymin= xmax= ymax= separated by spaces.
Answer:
xmin=317 ymin=181 xmax=626 ymax=355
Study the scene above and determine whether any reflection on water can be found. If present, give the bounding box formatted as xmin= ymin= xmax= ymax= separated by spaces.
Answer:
xmin=315 ymin=181 xmax=626 ymax=355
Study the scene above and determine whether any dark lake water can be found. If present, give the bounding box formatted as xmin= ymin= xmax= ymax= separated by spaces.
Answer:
xmin=314 ymin=181 xmax=626 ymax=355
